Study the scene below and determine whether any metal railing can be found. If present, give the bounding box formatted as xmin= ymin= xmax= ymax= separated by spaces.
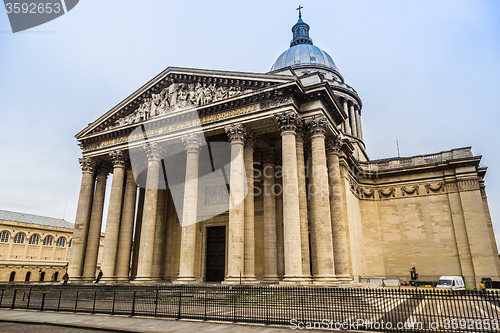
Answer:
xmin=0 ymin=284 xmax=499 ymax=332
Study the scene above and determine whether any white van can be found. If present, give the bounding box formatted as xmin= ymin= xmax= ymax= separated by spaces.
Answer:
xmin=436 ymin=276 xmax=465 ymax=290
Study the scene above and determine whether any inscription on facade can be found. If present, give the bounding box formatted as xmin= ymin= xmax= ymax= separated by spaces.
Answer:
xmin=90 ymin=104 xmax=259 ymax=151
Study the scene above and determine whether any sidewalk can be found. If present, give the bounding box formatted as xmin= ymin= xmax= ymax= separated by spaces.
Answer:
xmin=0 ymin=309 xmax=293 ymax=332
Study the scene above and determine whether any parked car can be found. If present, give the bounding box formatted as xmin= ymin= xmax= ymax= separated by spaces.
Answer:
xmin=436 ymin=276 xmax=465 ymax=290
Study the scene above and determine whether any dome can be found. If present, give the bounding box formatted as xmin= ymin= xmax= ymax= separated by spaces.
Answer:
xmin=270 ymin=9 xmax=339 ymax=73
xmin=271 ymin=44 xmax=338 ymax=72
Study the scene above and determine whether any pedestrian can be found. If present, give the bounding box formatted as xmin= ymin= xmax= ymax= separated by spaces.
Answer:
xmin=95 ymin=268 xmax=103 ymax=283
xmin=410 ymin=267 xmax=418 ymax=286
xmin=62 ymin=272 xmax=69 ymax=284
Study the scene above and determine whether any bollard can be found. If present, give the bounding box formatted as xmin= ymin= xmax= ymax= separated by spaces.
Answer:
xmin=26 ymin=288 xmax=32 ymax=310
xmin=74 ymin=290 xmax=79 ymax=313
xmin=57 ymin=290 xmax=62 ymax=311
xmin=40 ymin=291 xmax=46 ymax=311
xmin=131 ymin=291 xmax=136 ymax=317
xmin=11 ymin=289 xmax=17 ymax=309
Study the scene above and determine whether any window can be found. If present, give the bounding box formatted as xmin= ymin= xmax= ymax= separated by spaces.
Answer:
xmin=29 ymin=234 xmax=39 ymax=245
xmin=13 ymin=233 xmax=25 ymax=244
xmin=43 ymin=236 xmax=53 ymax=246
xmin=0 ymin=231 xmax=9 ymax=243
xmin=56 ymin=237 xmax=65 ymax=247
xmin=9 ymin=271 xmax=15 ymax=282
xmin=68 ymin=239 xmax=72 ymax=247
xmin=25 ymin=271 xmax=31 ymax=282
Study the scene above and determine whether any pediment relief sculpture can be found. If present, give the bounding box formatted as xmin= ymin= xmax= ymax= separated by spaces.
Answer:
xmin=112 ymin=82 xmax=253 ymax=129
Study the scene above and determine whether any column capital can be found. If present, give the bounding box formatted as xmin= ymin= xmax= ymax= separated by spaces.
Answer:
xmin=109 ymin=150 xmax=128 ymax=168
xmin=143 ymin=142 xmax=163 ymax=161
xmin=305 ymin=115 xmax=329 ymax=137
xmin=181 ymin=133 xmax=203 ymax=154
xmin=275 ymin=111 xmax=300 ymax=134
xmin=245 ymin=130 xmax=257 ymax=148
xmin=78 ymin=157 xmax=97 ymax=173
xmin=225 ymin=124 xmax=247 ymax=144
xmin=326 ymin=135 xmax=343 ymax=155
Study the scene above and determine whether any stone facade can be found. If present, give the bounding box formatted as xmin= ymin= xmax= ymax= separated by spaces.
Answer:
xmin=68 ymin=14 xmax=500 ymax=288
xmin=0 ymin=210 xmax=104 ymax=282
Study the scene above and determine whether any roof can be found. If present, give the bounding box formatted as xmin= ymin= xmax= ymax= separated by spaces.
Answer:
xmin=271 ymin=44 xmax=338 ymax=72
xmin=0 ymin=210 xmax=74 ymax=229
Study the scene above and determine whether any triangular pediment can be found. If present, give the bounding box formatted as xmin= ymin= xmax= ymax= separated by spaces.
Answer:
xmin=76 ymin=67 xmax=294 ymax=139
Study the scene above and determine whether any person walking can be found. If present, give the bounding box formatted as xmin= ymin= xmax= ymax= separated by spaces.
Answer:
xmin=62 ymin=272 xmax=69 ymax=284
xmin=95 ymin=269 xmax=103 ymax=283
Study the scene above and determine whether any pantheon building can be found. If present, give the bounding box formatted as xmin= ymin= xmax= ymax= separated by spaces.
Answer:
xmin=68 ymin=12 xmax=500 ymax=287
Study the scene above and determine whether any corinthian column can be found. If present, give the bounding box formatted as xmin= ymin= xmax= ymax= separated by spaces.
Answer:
xmin=175 ymin=133 xmax=202 ymax=284
xmin=101 ymin=150 xmax=127 ymax=281
xmin=243 ymin=133 xmax=258 ymax=283
xmin=326 ymin=136 xmax=351 ymax=281
xmin=261 ymin=150 xmax=279 ymax=283
xmin=306 ymin=116 xmax=337 ymax=284
xmin=115 ymin=168 xmax=137 ymax=281
xmin=275 ymin=111 xmax=305 ymax=284
xmin=355 ymin=108 xmax=363 ymax=141
xmin=224 ymin=124 xmax=247 ymax=284
xmin=343 ymin=99 xmax=351 ymax=135
xmin=296 ymin=130 xmax=311 ymax=281
xmin=82 ymin=164 xmax=109 ymax=281
xmin=135 ymin=143 xmax=162 ymax=281
xmin=68 ymin=158 xmax=96 ymax=280
xmin=349 ymin=103 xmax=358 ymax=138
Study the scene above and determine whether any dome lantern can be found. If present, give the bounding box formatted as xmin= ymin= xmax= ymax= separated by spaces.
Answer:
xmin=290 ymin=5 xmax=313 ymax=47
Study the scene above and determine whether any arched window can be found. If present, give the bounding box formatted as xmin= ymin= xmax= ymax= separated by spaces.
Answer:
xmin=68 ymin=239 xmax=72 ymax=247
xmin=56 ymin=237 xmax=65 ymax=247
xmin=25 ymin=271 xmax=31 ymax=282
xmin=39 ymin=271 xmax=45 ymax=281
xmin=0 ymin=231 xmax=9 ymax=243
xmin=43 ymin=236 xmax=53 ymax=246
xmin=29 ymin=234 xmax=39 ymax=245
xmin=13 ymin=233 xmax=25 ymax=244
xmin=9 ymin=271 xmax=16 ymax=282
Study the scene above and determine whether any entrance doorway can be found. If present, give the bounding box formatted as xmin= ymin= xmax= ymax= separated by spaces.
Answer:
xmin=205 ymin=226 xmax=226 ymax=282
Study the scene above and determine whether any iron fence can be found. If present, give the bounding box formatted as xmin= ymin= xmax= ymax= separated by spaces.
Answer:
xmin=0 ymin=284 xmax=499 ymax=332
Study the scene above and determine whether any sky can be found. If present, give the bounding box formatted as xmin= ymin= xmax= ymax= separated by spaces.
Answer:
xmin=1 ymin=1 xmax=500 ymax=249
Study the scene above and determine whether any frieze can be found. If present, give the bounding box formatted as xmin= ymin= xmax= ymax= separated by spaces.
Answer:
xmin=379 ymin=188 xmax=395 ymax=198
xmin=81 ymin=104 xmax=258 ymax=152
xmin=401 ymin=185 xmax=419 ymax=196
xmin=359 ymin=187 xmax=375 ymax=199
xmin=260 ymin=96 xmax=296 ymax=110
xmin=425 ymin=182 xmax=445 ymax=193
xmin=111 ymin=82 xmax=253 ymax=129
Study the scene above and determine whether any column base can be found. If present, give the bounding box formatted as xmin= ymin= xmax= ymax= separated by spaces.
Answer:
xmin=279 ymin=275 xmax=311 ymax=285
xmin=132 ymin=276 xmax=157 ymax=283
xmin=114 ymin=277 xmax=131 ymax=282
xmin=222 ymin=276 xmax=245 ymax=285
xmin=336 ymin=275 xmax=353 ymax=282
xmin=261 ymin=276 xmax=280 ymax=284
xmin=239 ymin=276 xmax=260 ymax=285
xmin=80 ymin=277 xmax=96 ymax=283
xmin=313 ymin=275 xmax=340 ymax=285
xmin=173 ymin=276 xmax=197 ymax=285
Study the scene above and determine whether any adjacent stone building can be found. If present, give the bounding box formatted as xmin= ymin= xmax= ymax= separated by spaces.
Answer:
xmin=0 ymin=210 xmax=79 ymax=282
xmin=69 ymin=12 xmax=500 ymax=287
